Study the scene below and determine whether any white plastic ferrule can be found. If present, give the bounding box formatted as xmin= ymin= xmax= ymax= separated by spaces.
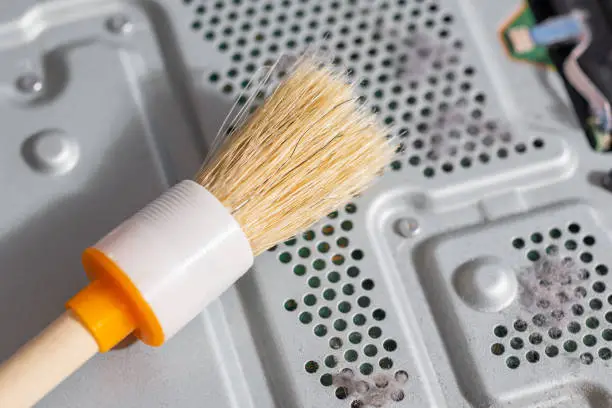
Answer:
xmin=93 ymin=180 xmax=254 ymax=340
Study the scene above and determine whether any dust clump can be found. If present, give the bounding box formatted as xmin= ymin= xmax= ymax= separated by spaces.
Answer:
xmin=332 ymin=369 xmax=409 ymax=407
xmin=516 ymin=254 xmax=585 ymax=327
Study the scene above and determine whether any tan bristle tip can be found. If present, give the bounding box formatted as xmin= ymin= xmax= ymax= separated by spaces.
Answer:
xmin=195 ymin=59 xmax=393 ymax=255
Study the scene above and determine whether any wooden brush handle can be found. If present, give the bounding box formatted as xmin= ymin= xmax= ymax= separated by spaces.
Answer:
xmin=0 ymin=311 xmax=99 ymax=408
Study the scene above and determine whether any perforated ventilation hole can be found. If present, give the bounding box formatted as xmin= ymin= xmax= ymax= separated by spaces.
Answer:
xmin=506 ymin=356 xmax=520 ymax=369
xmin=325 ymin=355 xmax=338 ymax=369
xmin=278 ymin=203 xmax=401 ymax=386
xmin=285 ymin=299 xmax=298 ymax=311
xmin=494 ymin=223 xmax=612 ymax=367
xmin=399 ymin=105 xmax=542 ymax=177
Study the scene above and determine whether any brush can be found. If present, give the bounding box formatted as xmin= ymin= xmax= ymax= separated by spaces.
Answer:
xmin=0 ymin=58 xmax=392 ymax=407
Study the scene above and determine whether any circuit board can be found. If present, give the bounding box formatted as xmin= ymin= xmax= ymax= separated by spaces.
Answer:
xmin=500 ymin=3 xmax=554 ymax=67
xmin=1 ymin=1 xmax=612 ymax=407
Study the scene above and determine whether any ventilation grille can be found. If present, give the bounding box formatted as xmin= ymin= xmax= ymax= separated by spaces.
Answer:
xmin=179 ymin=0 xmax=576 ymax=404
xmin=183 ymin=0 xmax=549 ymax=180
xmin=491 ymin=222 xmax=612 ymax=369
xmin=269 ymin=203 xmax=407 ymax=405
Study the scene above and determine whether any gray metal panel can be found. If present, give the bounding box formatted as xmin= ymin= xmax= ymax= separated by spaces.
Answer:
xmin=1 ymin=0 xmax=611 ymax=407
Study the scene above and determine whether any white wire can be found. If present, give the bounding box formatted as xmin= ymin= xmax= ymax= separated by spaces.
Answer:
xmin=562 ymin=11 xmax=612 ymax=132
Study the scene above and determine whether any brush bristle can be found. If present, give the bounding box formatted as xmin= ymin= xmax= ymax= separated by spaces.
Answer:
xmin=195 ymin=59 xmax=393 ymax=255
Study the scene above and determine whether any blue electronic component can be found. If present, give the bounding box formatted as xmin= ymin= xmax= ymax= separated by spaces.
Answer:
xmin=530 ymin=15 xmax=583 ymax=46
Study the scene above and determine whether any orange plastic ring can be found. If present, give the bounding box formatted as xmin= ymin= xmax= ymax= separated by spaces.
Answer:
xmin=67 ymin=247 xmax=164 ymax=351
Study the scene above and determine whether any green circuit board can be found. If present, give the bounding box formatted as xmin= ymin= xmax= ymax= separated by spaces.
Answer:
xmin=500 ymin=3 xmax=554 ymax=67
